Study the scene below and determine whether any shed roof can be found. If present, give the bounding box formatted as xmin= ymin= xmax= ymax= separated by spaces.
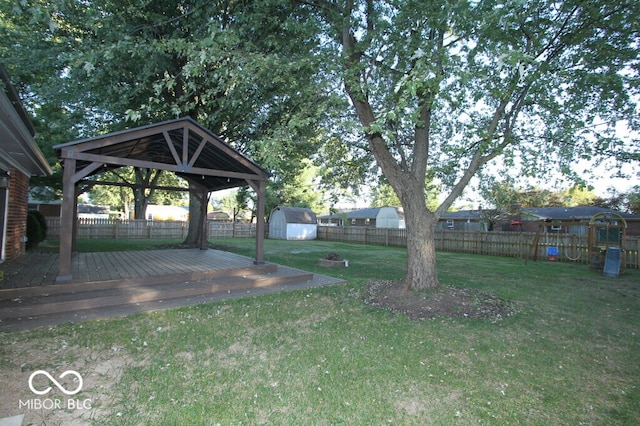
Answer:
xmin=271 ymin=206 xmax=317 ymax=224
xmin=54 ymin=116 xmax=269 ymax=192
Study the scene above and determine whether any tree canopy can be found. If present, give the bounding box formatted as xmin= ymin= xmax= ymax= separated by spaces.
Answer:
xmin=1 ymin=0 xmax=335 ymax=225
xmin=302 ymin=0 xmax=639 ymax=289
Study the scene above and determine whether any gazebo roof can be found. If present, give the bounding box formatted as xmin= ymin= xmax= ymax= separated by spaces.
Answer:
xmin=54 ymin=116 xmax=269 ymax=192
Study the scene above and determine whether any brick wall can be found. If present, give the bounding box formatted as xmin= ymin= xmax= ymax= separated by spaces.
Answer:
xmin=5 ymin=168 xmax=29 ymax=260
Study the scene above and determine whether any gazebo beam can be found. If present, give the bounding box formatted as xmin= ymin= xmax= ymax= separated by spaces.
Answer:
xmin=65 ymin=151 xmax=261 ymax=181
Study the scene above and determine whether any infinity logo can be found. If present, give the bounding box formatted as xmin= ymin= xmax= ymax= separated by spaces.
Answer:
xmin=28 ymin=370 xmax=83 ymax=396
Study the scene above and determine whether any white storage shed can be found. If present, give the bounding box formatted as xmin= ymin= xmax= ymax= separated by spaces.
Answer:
xmin=375 ymin=206 xmax=405 ymax=228
xmin=269 ymin=206 xmax=317 ymax=240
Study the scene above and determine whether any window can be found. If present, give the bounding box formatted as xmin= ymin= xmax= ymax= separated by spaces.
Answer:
xmin=446 ymin=220 xmax=454 ymax=228
xmin=597 ymin=227 xmax=621 ymax=243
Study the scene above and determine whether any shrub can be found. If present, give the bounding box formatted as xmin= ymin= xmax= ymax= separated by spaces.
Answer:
xmin=26 ymin=210 xmax=47 ymax=250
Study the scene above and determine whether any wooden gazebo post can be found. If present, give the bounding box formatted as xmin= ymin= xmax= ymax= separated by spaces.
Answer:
xmin=250 ymin=178 xmax=266 ymax=264
xmin=57 ymin=157 xmax=76 ymax=281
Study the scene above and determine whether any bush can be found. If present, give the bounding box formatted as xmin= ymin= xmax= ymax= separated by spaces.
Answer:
xmin=26 ymin=210 xmax=47 ymax=250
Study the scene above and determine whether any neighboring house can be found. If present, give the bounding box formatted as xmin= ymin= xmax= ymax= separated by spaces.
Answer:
xmin=28 ymin=189 xmax=62 ymax=218
xmin=77 ymin=204 xmax=110 ymax=219
xmin=518 ymin=206 xmax=640 ymax=236
xmin=438 ymin=206 xmax=640 ymax=236
xmin=269 ymin=206 xmax=317 ymax=240
xmin=207 ymin=210 xmax=231 ymax=221
xmin=0 ymin=65 xmax=52 ymax=262
xmin=318 ymin=207 xmax=405 ymax=228
xmin=438 ymin=209 xmax=488 ymax=231
xmin=318 ymin=207 xmax=379 ymax=227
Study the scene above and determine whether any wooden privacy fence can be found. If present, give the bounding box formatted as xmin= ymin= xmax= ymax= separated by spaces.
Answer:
xmin=44 ymin=219 xmax=639 ymax=269
xmin=46 ymin=218 xmax=257 ymax=240
xmin=316 ymin=226 xmax=640 ymax=269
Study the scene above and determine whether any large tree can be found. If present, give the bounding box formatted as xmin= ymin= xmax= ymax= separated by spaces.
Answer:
xmin=305 ymin=0 xmax=639 ymax=289
xmin=3 ymin=0 xmax=331 ymax=241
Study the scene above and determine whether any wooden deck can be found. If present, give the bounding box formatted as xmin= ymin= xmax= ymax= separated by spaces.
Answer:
xmin=0 ymin=249 xmax=344 ymax=330
xmin=0 ymin=249 xmax=262 ymax=288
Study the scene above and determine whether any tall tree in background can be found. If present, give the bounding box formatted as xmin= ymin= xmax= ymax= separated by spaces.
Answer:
xmin=87 ymin=168 xmax=188 ymax=217
xmin=306 ymin=0 xmax=639 ymax=290
xmin=594 ymin=185 xmax=640 ymax=214
xmin=479 ymin=178 xmax=600 ymax=209
xmin=2 ymin=0 xmax=330 ymax=242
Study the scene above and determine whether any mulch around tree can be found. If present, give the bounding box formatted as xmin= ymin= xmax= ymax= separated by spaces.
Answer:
xmin=361 ymin=280 xmax=516 ymax=321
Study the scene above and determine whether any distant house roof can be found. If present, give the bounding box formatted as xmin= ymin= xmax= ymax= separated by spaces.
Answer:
xmin=319 ymin=207 xmax=381 ymax=220
xmin=440 ymin=209 xmax=485 ymax=220
xmin=77 ymin=204 xmax=110 ymax=215
xmin=522 ymin=206 xmax=640 ymax=221
xmin=207 ymin=210 xmax=230 ymax=220
xmin=271 ymin=206 xmax=317 ymax=224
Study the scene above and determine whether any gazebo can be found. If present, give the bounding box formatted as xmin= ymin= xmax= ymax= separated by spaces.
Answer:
xmin=54 ymin=117 xmax=270 ymax=281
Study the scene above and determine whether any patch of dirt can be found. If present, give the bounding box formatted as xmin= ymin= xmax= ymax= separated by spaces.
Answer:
xmin=0 ymin=339 xmax=137 ymax=426
xmin=361 ymin=280 xmax=516 ymax=321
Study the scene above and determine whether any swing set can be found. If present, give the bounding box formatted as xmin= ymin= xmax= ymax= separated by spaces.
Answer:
xmin=530 ymin=212 xmax=626 ymax=277
xmin=588 ymin=212 xmax=627 ymax=277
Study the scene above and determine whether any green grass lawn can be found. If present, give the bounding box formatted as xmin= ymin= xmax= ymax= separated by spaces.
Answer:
xmin=3 ymin=238 xmax=639 ymax=425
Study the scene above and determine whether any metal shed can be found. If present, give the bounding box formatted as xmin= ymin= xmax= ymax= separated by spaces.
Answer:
xmin=269 ymin=206 xmax=317 ymax=240
xmin=375 ymin=206 xmax=405 ymax=229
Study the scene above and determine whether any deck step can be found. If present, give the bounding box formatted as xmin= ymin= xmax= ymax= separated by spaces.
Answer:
xmin=0 ymin=265 xmax=314 ymax=327
xmin=0 ymin=264 xmax=279 ymax=299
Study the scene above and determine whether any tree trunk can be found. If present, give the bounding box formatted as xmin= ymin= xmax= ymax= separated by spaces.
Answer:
xmin=401 ymin=196 xmax=440 ymax=290
xmin=132 ymin=168 xmax=161 ymax=220
xmin=183 ymin=183 xmax=204 ymax=245
xmin=133 ymin=187 xmax=148 ymax=220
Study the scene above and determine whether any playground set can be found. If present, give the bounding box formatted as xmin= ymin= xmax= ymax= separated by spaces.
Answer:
xmin=531 ymin=212 xmax=626 ymax=277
